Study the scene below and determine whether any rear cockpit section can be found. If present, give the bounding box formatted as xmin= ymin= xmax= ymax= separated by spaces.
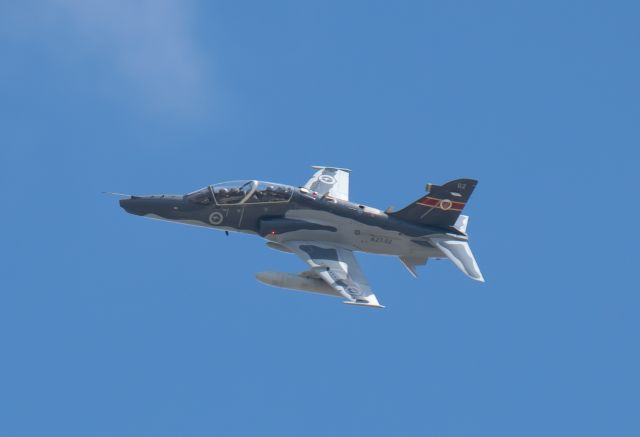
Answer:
xmin=207 ymin=180 xmax=294 ymax=205
xmin=245 ymin=181 xmax=294 ymax=203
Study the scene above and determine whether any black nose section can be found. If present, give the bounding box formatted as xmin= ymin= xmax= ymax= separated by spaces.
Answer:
xmin=119 ymin=195 xmax=188 ymax=218
xmin=119 ymin=197 xmax=147 ymax=216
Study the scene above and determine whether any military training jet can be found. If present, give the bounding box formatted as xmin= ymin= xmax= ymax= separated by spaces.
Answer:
xmin=117 ymin=166 xmax=484 ymax=308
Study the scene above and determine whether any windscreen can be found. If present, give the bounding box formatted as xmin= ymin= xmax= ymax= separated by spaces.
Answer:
xmin=185 ymin=187 xmax=213 ymax=205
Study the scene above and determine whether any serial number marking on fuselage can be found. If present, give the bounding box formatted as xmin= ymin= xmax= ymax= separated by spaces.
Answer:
xmin=370 ymin=236 xmax=392 ymax=244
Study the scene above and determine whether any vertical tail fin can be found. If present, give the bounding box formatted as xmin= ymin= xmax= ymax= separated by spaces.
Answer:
xmin=391 ymin=179 xmax=477 ymax=229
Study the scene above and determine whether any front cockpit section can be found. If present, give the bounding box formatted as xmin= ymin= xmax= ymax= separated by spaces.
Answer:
xmin=186 ymin=181 xmax=294 ymax=206
xmin=211 ymin=181 xmax=255 ymax=205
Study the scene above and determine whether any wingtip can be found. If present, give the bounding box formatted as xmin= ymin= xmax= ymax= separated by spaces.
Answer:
xmin=343 ymin=301 xmax=385 ymax=309
xmin=311 ymin=165 xmax=352 ymax=173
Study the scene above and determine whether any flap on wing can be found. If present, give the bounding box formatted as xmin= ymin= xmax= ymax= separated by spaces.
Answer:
xmin=303 ymin=166 xmax=350 ymax=201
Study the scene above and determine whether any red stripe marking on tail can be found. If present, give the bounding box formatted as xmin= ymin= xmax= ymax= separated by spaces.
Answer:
xmin=417 ymin=196 xmax=465 ymax=211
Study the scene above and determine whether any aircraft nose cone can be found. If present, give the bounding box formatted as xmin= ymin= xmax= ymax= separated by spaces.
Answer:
xmin=119 ymin=195 xmax=186 ymax=218
xmin=119 ymin=197 xmax=146 ymax=216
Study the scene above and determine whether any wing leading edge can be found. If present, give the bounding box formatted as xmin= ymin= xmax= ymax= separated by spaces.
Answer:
xmin=282 ymin=241 xmax=384 ymax=308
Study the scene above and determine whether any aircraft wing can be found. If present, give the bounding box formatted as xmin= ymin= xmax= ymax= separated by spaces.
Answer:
xmin=282 ymin=241 xmax=384 ymax=308
xmin=303 ymin=166 xmax=350 ymax=201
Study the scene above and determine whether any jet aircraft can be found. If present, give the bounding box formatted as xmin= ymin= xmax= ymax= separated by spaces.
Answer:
xmin=117 ymin=166 xmax=484 ymax=308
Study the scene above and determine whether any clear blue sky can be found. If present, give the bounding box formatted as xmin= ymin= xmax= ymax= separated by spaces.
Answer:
xmin=1 ymin=1 xmax=638 ymax=436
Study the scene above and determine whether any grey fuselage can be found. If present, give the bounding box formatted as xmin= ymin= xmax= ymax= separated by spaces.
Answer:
xmin=119 ymin=184 xmax=458 ymax=259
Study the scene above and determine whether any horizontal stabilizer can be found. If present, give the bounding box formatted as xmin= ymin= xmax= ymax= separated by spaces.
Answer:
xmin=430 ymin=237 xmax=484 ymax=282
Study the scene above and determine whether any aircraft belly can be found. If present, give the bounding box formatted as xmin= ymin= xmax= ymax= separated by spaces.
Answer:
xmin=280 ymin=209 xmax=426 ymax=256
xmin=271 ymin=228 xmax=347 ymax=247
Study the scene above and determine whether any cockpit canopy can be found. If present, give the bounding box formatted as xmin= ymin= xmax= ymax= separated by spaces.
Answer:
xmin=185 ymin=180 xmax=293 ymax=205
